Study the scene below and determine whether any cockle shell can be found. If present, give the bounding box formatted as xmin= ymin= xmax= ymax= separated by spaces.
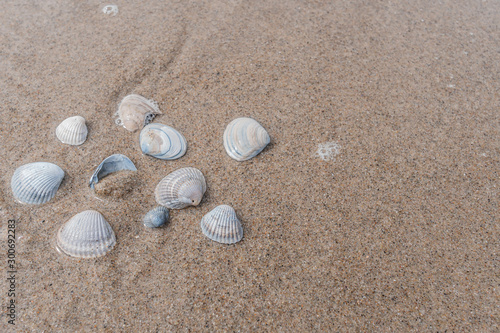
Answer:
xmin=56 ymin=210 xmax=116 ymax=258
xmin=200 ymin=205 xmax=243 ymax=244
xmin=56 ymin=116 xmax=88 ymax=145
xmin=143 ymin=206 xmax=169 ymax=228
xmin=155 ymin=167 xmax=206 ymax=209
xmin=115 ymin=94 xmax=161 ymax=132
xmin=11 ymin=162 xmax=65 ymax=204
xmin=89 ymin=154 xmax=137 ymax=189
xmin=140 ymin=123 xmax=187 ymax=160
xmin=223 ymin=117 xmax=270 ymax=161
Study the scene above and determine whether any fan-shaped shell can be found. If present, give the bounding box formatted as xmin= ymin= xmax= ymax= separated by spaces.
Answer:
xmin=56 ymin=210 xmax=116 ymax=258
xmin=143 ymin=206 xmax=169 ymax=228
xmin=223 ymin=117 xmax=270 ymax=161
xmin=89 ymin=154 xmax=137 ymax=189
xmin=140 ymin=123 xmax=187 ymax=160
xmin=115 ymin=94 xmax=161 ymax=132
xmin=200 ymin=205 xmax=243 ymax=244
xmin=56 ymin=116 xmax=88 ymax=145
xmin=11 ymin=162 xmax=65 ymax=204
xmin=155 ymin=167 xmax=206 ymax=209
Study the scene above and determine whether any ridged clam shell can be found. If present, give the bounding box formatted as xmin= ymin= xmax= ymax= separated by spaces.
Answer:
xmin=56 ymin=116 xmax=88 ymax=145
xmin=115 ymin=94 xmax=161 ymax=132
xmin=140 ymin=123 xmax=187 ymax=160
xmin=200 ymin=205 xmax=243 ymax=244
xmin=11 ymin=162 xmax=65 ymax=204
xmin=56 ymin=210 xmax=116 ymax=258
xmin=89 ymin=154 xmax=137 ymax=189
xmin=155 ymin=167 xmax=206 ymax=209
xmin=223 ymin=117 xmax=270 ymax=161
xmin=143 ymin=206 xmax=169 ymax=228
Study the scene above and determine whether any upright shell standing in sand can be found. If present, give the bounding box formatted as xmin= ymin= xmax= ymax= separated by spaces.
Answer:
xmin=200 ymin=205 xmax=243 ymax=244
xmin=140 ymin=123 xmax=187 ymax=160
xmin=115 ymin=94 xmax=161 ymax=132
xmin=223 ymin=117 xmax=270 ymax=161
xmin=11 ymin=162 xmax=65 ymax=204
xmin=56 ymin=210 xmax=116 ymax=258
xmin=155 ymin=167 xmax=206 ymax=209
xmin=56 ymin=116 xmax=88 ymax=145
xmin=89 ymin=154 xmax=137 ymax=189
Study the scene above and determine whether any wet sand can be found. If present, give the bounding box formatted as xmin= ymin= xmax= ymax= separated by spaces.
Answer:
xmin=1 ymin=0 xmax=499 ymax=331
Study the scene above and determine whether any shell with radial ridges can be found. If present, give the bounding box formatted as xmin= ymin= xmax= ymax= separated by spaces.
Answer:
xmin=56 ymin=210 xmax=116 ymax=258
xmin=140 ymin=123 xmax=187 ymax=160
xmin=223 ymin=117 xmax=270 ymax=161
xmin=115 ymin=94 xmax=161 ymax=132
xmin=155 ymin=167 xmax=206 ymax=209
xmin=56 ymin=116 xmax=88 ymax=145
xmin=200 ymin=205 xmax=243 ymax=244
xmin=11 ymin=162 xmax=65 ymax=204
xmin=143 ymin=206 xmax=169 ymax=228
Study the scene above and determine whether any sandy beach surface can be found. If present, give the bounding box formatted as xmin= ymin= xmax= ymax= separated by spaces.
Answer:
xmin=1 ymin=0 xmax=499 ymax=331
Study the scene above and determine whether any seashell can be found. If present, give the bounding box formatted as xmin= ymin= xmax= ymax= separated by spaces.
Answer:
xmin=223 ymin=117 xmax=270 ymax=161
xmin=140 ymin=123 xmax=187 ymax=160
xmin=102 ymin=4 xmax=118 ymax=16
xmin=115 ymin=94 xmax=161 ymax=132
xmin=56 ymin=210 xmax=116 ymax=258
xmin=200 ymin=205 xmax=243 ymax=244
xmin=143 ymin=206 xmax=169 ymax=228
xmin=155 ymin=167 xmax=206 ymax=209
xmin=89 ymin=154 xmax=137 ymax=189
xmin=56 ymin=116 xmax=88 ymax=145
xmin=11 ymin=162 xmax=65 ymax=204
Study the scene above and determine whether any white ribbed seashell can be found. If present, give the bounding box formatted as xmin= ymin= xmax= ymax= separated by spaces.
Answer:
xmin=55 ymin=116 xmax=88 ymax=145
xmin=200 ymin=205 xmax=243 ymax=244
xmin=223 ymin=117 xmax=270 ymax=161
xmin=155 ymin=167 xmax=206 ymax=209
xmin=143 ymin=206 xmax=169 ymax=228
xmin=115 ymin=94 xmax=161 ymax=132
xmin=140 ymin=123 xmax=187 ymax=160
xmin=11 ymin=162 xmax=65 ymax=204
xmin=56 ymin=210 xmax=116 ymax=258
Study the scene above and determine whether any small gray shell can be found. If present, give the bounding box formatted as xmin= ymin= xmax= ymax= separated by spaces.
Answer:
xmin=56 ymin=210 xmax=116 ymax=258
xmin=155 ymin=167 xmax=206 ymax=209
xmin=115 ymin=94 xmax=161 ymax=132
xmin=89 ymin=154 xmax=137 ymax=189
xmin=143 ymin=206 xmax=169 ymax=228
xmin=140 ymin=123 xmax=187 ymax=160
xmin=55 ymin=116 xmax=88 ymax=145
xmin=11 ymin=162 xmax=65 ymax=204
xmin=200 ymin=205 xmax=243 ymax=244
xmin=223 ymin=117 xmax=270 ymax=161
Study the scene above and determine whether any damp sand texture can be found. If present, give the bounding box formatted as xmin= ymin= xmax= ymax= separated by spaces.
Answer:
xmin=1 ymin=1 xmax=499 ymax=331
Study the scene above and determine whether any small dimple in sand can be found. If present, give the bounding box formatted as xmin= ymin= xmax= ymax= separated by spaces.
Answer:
xmin=316 ymin=141 xmax=341 ymax=161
